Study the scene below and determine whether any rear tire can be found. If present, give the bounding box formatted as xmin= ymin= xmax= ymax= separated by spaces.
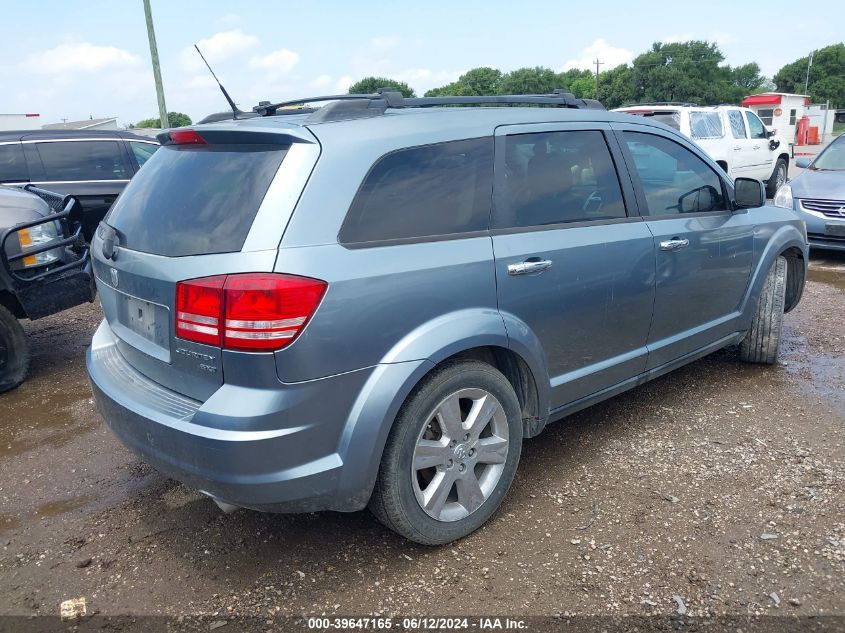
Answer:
xmin=766 ymin=158 xmax=788 ymax=199
xmin=740 ymin=257 xmax=787 ymax=365
xmin=369 ymin=360 xmax=523 ymax=545
xmin=0 ymin=304 xmax=29 ymax=393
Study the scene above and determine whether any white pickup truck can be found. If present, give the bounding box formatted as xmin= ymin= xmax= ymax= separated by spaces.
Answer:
xmin=614 ymin=104 xmax=791 ymax=197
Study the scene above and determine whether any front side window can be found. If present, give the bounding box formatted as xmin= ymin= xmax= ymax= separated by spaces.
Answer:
xmin=0 ymin=143 xmax=29 ymax=182
xmin=689 ymin=112 xmax=724 ymax=139
xmin=495 ymin=130 xmax=626 ymax=229
xmin=35 ymin=141 xmax=131 ymax=181
xmin=129 ymin=141 xmax=159 ymax=169
xmin=340 ymin=137 xmax=493 ymax=244
xmin=745 ymin=112 xmax=768 ymax=138
xmin=623 ymin=131 xmax=727 ymax=216
xmin=728 ymin=111 xmax=747 ymax=139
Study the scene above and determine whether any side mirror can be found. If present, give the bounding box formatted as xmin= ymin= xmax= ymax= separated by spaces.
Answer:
xmin=734 ymin=177 xmax=765 ymax=209
xmin=795 ymin=157 xmax=812 ymax=169
xmin=766 ymin=129 xmax=775 ymax=138
xmin=678 ymin=185 xmax=720 ymax=213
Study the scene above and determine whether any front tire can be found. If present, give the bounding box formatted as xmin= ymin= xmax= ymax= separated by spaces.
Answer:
xmin=740 ymin=257 xmax=787 ymax=365
xmin=369 ymin=360 xmax=523 ymax=545
xmin=766 ymin=158 xmax=788 ymax=199
xmin=0 ymin=304 xmax=29 ymax=393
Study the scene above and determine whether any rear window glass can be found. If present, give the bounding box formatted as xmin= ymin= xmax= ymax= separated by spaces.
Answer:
xmin=106 ymin=144 xmax=286 ymax=257
xmin=689 ymin=112 xmax=724 ymax=139
xmin=35 ymin=140 xmax=131 ymax=181
xmin=339 ymin=137 xmax=493 ymax=245
xmin=0 ymin=143 xmax=29 ymax=182
xmin=623 ymin=110 xmax=681 ymax=131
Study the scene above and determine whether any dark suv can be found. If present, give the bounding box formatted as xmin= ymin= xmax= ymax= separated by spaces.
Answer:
xmin=0 ymin=130 xmax=159 ymax=240
xmin=86 ymin=91 xmax=808 ymax=545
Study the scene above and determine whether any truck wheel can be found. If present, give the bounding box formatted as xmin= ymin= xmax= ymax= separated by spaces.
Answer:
xmin=740 ymin=256 xmax=787 ymax=365
xmin=369 ymin=360 xmax=523 ymax=545
xmin=766 ymin=158 xmax=788 ymax=199
xmin=0 ymin=304 xmax=29 ymax=393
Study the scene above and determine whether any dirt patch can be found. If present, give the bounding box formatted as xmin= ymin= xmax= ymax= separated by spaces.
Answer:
xmin=0 ymin=256 xmax=842 ymax=622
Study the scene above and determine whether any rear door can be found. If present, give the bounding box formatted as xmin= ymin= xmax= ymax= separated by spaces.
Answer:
xmin=613 ymin=124 xmax=753 ymax=368
xmin=492 ymin=122 xmax=656 ymax=410
xmin=725 ymin=109 xmax=753 ymax=177
xmin=24 ymin=138 xmax=133 ymax=238
xmin=743 ymin=111 xmax=772 ymax=180
xmin=91 ymin=127 xmax=319 ymax=400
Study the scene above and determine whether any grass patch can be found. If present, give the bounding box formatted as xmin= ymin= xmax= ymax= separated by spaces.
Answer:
xmin=834 ymin=121 xmax=844 ymax=136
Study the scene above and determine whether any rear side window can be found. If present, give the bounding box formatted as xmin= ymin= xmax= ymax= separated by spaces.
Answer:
xmin=35 ymin=140 xmax=131 ymax=181
xmin=495 ymin=130 xmax=627 ymax=228
xmin=106 ymin=144 xmax=287 ymax=257
xmin=129 ymin=141 xmax=159 ymax=168
xmin=339 ymin=137 xmax=493 ymax=245
xmin=728 ymin=111 xmax=747 ymax=139
xmin=0 ymin=143 xmax=28 ymax=182
xmin=689 ymin=112 xmax=724 ymax=139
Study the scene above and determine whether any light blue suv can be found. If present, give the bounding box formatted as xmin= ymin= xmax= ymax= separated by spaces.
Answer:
xmin=86 ymin=91 xmax=808 ymax=544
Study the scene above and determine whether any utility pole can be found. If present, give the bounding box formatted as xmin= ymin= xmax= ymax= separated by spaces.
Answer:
xmin=803 ymin=51 xmax=814 ymax=96
xmin=143 ymin=0 xmax=169 ymax=128
xmin=594 ymin=58 xmax=604 ymax=101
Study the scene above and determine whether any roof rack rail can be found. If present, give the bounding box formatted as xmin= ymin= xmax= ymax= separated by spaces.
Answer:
xmin=253 ymin=88 xmax=605 ymax=118
xmin=622 ymin=101 xmax=700 ymax=108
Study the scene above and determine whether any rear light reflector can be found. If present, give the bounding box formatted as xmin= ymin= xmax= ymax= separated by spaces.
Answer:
xmin=175 ymin=276 xmax=225 ymax=346
xmin=169 ymin=129 xmax=207 ymax=145
xmin=175 ymin=273 xmax=327 ymax=351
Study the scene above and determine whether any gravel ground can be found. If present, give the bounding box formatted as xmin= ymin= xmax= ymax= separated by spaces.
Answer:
xmin=0 ymin=252 xmax=843 ymax=628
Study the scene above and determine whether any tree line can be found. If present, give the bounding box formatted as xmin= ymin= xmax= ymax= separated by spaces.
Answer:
xmin=349 ymin=41 xmax=845 ymax=110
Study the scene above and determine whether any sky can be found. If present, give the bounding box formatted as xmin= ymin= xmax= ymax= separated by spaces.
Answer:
xmin=1 ymin=0 xmax=841 ymax=127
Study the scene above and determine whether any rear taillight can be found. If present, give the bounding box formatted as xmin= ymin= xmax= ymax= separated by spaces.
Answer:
xmin=175 ymin=273 xmax=327 ymax=351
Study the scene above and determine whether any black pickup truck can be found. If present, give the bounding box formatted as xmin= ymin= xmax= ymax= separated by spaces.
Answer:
xmin=0 ymin=185 xmax=93 ymax=392
xmin=836 ymin=109 xmax=845 ymax=124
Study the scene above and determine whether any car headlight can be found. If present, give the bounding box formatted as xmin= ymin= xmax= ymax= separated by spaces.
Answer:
xmin=15 ymin=220 xmax=62 ymax=268
xmin=773 ymin=184 xmax=793 ymax=210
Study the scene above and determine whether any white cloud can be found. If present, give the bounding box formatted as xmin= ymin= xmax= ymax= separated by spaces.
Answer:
xmin=335 ymin=75 xmax=354 ymax=93
xmin=661 ymin=33 xmax=694 ymax=44
xmin=710 ymin=31 xmax=735 ymax=46
xmin=248 ymin=48 xmax=300 ymax=74
xmin=310 ymin=74 xmax=333 ymax=90
xmin=394 ymin=68 xmax=462 ymax=94
xmin=25 ymin=42 xmax=140 ymax=74
xmin=563 ymin=38 xmax=634 ymax=71
xmin=181 ymin=29 xmax=260 ymax=71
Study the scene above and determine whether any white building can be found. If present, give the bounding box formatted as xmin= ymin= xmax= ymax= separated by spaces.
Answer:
xmin=741 ymin=93 xmax=836 ymax=145
xmin=42 ymin=117 xmax=118 ymax=131
xmin=0 ymin=113 xmax=41 ymax=131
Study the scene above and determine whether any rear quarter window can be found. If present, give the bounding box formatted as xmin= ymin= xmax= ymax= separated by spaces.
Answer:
xmin=0 ymin=143 xmax=29 ymax=182
xmin=339 ymin=137 xmax=493 ymax=245
xmin=689 ymin=112 xmax=724 ymax=140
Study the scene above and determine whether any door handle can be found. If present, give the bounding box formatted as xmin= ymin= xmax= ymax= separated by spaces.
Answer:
xmin=507 ymin=258 xmax=552 ymax=276
xmin=733 ymin=145 xmax=742 ymax=151
xmin=659 ymin=238 xmax=690 ymax=251
xmin=752 ymin=144 xmax=760 ymax=150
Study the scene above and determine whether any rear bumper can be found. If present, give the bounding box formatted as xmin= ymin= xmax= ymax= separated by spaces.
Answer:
xmin=87 ymin=321 xmax=398 ymax=513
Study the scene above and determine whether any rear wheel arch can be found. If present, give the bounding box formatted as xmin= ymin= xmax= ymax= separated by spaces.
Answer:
xmin=780 ymin=246 xmax=805 ymax=313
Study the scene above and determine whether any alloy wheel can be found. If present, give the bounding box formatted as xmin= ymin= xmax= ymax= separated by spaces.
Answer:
xmin=411 ymin=388 xmax=509 ymax=522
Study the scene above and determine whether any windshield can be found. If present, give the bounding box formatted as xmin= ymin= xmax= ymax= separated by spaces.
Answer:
xmin=812 ymin=141 xmax=845 ymax=171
